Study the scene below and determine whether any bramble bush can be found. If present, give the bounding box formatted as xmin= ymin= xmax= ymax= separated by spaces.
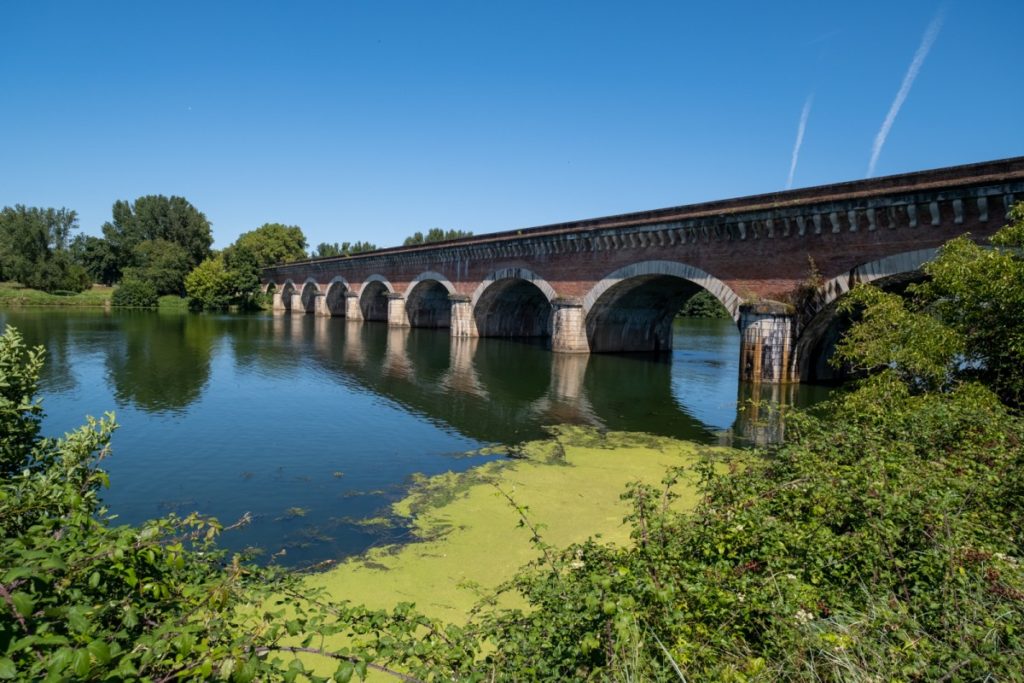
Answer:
xmin=0 ymin=327 xmax=406 ymax=681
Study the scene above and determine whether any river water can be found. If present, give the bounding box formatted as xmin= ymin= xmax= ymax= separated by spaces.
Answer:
xmin=1 ymin=309 xmax=830 ymax=566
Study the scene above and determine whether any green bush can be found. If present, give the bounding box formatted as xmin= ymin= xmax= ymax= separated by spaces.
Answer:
xmin=0 ymin=326 xmax=386 ymax=681
xmin=184 ymin=256 xmax=235 ymax=311
xmin=111 ymin=278 xmax=158 ymax=307
xmin=459 ymin=377 xmax=1024 ymax=680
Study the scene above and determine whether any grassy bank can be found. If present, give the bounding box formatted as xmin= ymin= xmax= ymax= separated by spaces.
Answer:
xmin=0 ymin=281 xmax=113 ymax=306
xmin=0 ymin=282 xmax=189 ymax=310
xmin=308 ymin=427 xmax=724 ymax=625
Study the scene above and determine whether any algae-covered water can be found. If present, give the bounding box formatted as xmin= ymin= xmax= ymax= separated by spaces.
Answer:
xmin=0 ymin=308 xmax=829 ymax=566
xmin=309 ymin=426 xmax=723 ymax=625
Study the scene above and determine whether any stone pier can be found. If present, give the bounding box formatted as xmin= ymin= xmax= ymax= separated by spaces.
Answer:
xmin=551 ymin=298 xmax=589 ymax=353
xmin=386 ymin=293 xmax=409 ymax=327
xmin=738 ymin=301 xmax=798 ymax=384
xmin=344 ymin=292 xmax=362 ymax=321
xmin=449 ymin=294 xmax=476 ymax=338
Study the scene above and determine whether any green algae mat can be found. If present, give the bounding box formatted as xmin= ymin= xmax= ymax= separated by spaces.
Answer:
xmin=307 ymin=426 xmax=728 ymax=626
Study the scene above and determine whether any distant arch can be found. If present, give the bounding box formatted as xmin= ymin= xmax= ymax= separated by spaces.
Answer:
xmin=583 ymin=261 xmax=741 ymax=353
xmin=405 ymin=272 xmax=456 ymax=328
xmin=359 ymin=274 xmax=394 ymax=322
xmin=472 ymin=267 xmax=556 ymax=339
xmin=281 ymin=279 xmax=297 ymax=314
xmin=299 ymin=278 xmax=320 ymax=314
xmin=325 ymin=276 xmax=350 ymax=317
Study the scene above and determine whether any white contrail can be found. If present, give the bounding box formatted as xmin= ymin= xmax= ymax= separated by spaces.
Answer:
xmin=867 ymin=11 xmax=944 ymax=177
xmin=787 ymin=95 xmax=813 ymax=189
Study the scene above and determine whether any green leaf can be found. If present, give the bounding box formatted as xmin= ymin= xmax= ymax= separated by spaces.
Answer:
xmin=66 ymin=606 xmax=89 ymax=634
xmin=10 ymin=593 xmax=33 ymax=618
xmin=87 ymin=639 xmax=111 ymax=665
xmin=0 ymin=658 xmax=17 ymax=680
xmin=334 ymin=661 xmax=354 ymax=683
xmin=71 ymin=649 xmax=91 ymax=677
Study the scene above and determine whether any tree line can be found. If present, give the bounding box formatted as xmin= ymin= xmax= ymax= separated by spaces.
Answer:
xmin=1 ymin=196 xmax=471 ymax=311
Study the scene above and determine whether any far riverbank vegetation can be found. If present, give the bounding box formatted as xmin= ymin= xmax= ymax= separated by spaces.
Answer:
xmin=1 ymin=207 xmax=1022 ymax=680
xmin=0 ymin=200 xmax=490 ymax=314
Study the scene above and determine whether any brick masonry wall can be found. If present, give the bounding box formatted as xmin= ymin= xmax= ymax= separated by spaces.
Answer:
xmin=264 ymin=157 xmax=1024 ymax=324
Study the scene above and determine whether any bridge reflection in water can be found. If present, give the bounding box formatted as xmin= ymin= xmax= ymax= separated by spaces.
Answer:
xmin=272 ymin=314 xmax=829 ymax=447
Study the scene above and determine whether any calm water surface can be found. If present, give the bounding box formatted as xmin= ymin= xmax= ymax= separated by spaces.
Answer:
xmin=1 ymin=309 xmax=830 ymax=566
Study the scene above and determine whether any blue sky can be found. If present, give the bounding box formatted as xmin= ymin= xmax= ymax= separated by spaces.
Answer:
xmin=2 ymin=1 xmax=1022 ymax=249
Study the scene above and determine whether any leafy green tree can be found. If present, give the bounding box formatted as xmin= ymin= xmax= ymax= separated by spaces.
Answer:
xmin=122 ymin=239 xmax=193 ymax=296
xmin=185 ymin=256 xmax=236 ymax=311
xmin=402 ymin=228 xmax=473 ymax=246
xmin=69 ymin=234 xmax=119 ymax=285
xmin=229 ymin=223 xmax=307 ymax=267
xmin=213 ymin=224 xmax=308 ymax=309
xmin=837 ymin=205 xmax=1024 ymax=408
xmin=313 ymin=241 xmax=343 ymax=258
xmin=312 ymin=241 xmax=378 ymax=258
xmin=101 ymin=195 xmax=213 ymax=282
xmin=0 ymin=206 xmax=91 ymax=292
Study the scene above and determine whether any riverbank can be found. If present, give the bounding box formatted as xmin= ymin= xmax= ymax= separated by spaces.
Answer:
xmin=0 ymin=282 xmax=113 ymax=306
xmin=308 ymin=426 xmax=731 ymax=626
xmin=0 ymin=282 xmax=189 ymax=310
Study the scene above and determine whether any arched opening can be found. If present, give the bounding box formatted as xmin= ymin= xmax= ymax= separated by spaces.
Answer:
xmin=474 ymin=278 xmax=552 ymax=339
xmin=360 ymin=281 xmax=390 ymax=322
xmin=583 ymin=262 xmax=740 ymax=354
xmin=281 ymin=281 xmax=297 ymax=313
xmin=797 ymin=271 xmax=925 ymax=383
xmin=325 ymin=279 xmax=348 ymax=317
xmin=299 ymin=281 xmax=319 ymax=314
xmin=588 ymin=276 xmax=722 ymax=352
xmin=406 ymin=280 xmax=452 ymax=328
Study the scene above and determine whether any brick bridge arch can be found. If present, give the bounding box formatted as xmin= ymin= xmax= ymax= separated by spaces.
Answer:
xmin=324 ymin=276 xmax=350 ymax=317
xmin=262 ymin=157 xmax=1024 ymax=383
xmin=582 ymin=260 xmax=741 ymax=353
xmin=795 ymin=249 xmax=940 ymax=383
xmin=404 ymin=271 xmax=456 ymax=328
xmin=471 ymin=267 xmax=557 ymax=339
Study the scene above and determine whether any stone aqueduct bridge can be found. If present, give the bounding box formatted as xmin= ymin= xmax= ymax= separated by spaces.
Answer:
xmin=262 ymin=157 xmax=1024 ymax=384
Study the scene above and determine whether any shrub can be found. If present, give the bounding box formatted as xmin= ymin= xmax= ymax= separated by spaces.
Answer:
xmin=185 ymin=256 xmax=235 ymax=311
xmin=111 ymin=278 xmax=158 ymax=307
